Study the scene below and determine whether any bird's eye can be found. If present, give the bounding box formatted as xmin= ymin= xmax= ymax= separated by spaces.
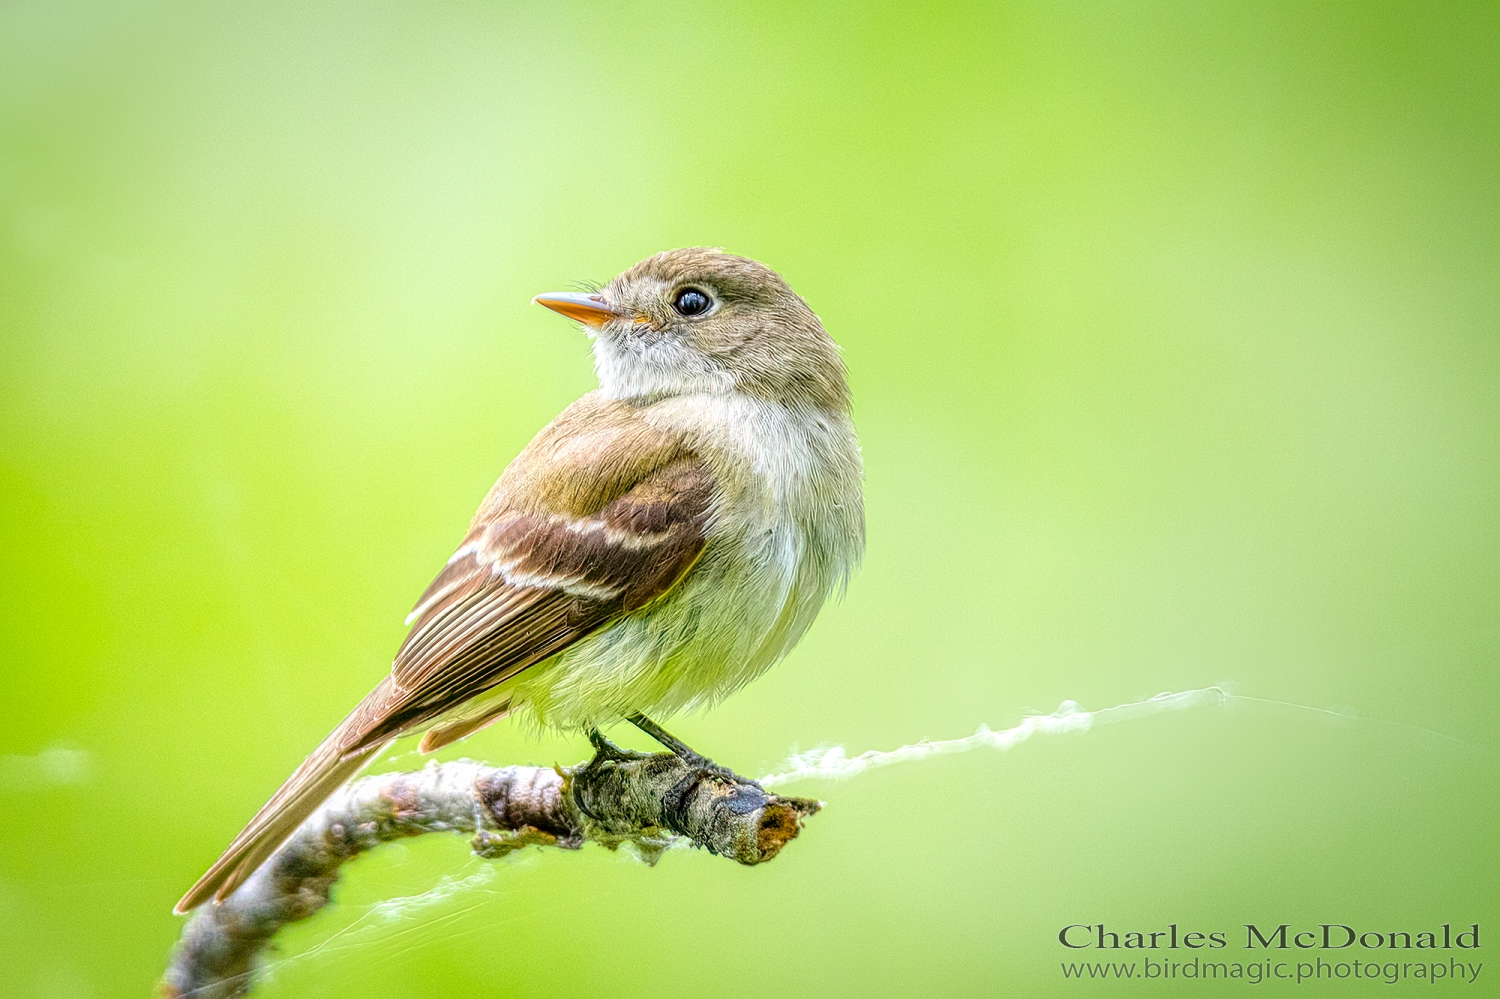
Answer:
xmin=672 ymin=288 xmax=712 ymax=317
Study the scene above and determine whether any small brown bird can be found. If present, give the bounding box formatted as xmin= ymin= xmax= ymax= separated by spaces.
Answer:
xmin=176 ymin=248 xmax=864 ymax=913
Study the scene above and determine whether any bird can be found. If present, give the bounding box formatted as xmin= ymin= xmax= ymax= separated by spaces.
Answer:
xmin=175 ymin=248 xmax=864 ymax=914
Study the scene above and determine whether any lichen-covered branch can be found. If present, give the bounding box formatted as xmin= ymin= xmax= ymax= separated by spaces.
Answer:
xmin=162 ymin=746 xmax=820 ymax=999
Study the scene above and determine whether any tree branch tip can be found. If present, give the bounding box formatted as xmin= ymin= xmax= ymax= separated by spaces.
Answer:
xmin=750 ymin=795 xmax=821 ymax=862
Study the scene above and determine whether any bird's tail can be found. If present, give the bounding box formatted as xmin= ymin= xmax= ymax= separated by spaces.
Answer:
xmin=173 ymin=683 xmax=396 ymax=915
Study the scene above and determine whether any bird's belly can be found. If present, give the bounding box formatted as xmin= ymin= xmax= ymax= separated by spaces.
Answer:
xmin=503 ymin=533 xmax=802 ymax=732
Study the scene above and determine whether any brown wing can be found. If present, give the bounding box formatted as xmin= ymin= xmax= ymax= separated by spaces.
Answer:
xmin=174 ymin=456 xmax=713 ymax=913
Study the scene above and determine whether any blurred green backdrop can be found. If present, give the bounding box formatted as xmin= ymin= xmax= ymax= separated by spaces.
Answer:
xmin=2 ymin=1 xmax=1496 ymax=996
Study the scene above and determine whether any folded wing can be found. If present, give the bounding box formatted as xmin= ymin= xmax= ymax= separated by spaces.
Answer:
xmin=175 ymin=454 xmax=713 ymax=913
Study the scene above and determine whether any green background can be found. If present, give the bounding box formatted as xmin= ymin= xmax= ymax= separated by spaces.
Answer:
xmin=2 ymin=1 xmax=1495 ymax=995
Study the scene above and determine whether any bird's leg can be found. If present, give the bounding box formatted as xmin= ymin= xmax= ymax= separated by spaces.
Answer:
xmin=626 ymin=713 xmax=734 ymax=777
xmin=624 ymin=714 xmax=694 ymax=757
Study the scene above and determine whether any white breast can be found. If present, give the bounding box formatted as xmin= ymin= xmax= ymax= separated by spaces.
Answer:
xmin=509 ymin=392 xmax=864 ymax=731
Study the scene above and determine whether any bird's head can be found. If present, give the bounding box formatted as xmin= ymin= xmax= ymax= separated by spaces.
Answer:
xmin=533 ymin=248 xmax=849 ymax=413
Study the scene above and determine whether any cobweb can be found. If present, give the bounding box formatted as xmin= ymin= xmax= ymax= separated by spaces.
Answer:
xmin=247 ymin=865 xmax=507 ymax=993
xmin=758 ymin=685 xmax=1229 ymax=787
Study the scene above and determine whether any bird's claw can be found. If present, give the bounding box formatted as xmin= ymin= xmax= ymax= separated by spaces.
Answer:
xmin=584 ymin=727 xmax=650 ymax=766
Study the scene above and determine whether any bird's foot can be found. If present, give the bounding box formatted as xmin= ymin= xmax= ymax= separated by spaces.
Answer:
xmin=584 ymin=726 xmax=651 ymax=765
xmin=571 ymin=728 xmax=655 ymax=824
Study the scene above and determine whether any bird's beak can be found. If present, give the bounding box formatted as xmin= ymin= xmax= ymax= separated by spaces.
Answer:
xmin=531 ymin=292 xmax=625 ymax=327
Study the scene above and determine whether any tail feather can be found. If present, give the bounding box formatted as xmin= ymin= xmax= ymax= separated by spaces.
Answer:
xmin=417 ymin=699 xmax=511 ymax=754
xmin=174 ymin=685 xmax=397 ymax=914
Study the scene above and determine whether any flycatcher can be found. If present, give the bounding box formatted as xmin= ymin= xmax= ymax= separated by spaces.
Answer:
xmin=176 ymin=248 xmax=864 ymax=913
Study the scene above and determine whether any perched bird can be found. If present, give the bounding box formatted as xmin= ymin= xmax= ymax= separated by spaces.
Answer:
xmin=175 ymin=248 xmax=864 ymax=914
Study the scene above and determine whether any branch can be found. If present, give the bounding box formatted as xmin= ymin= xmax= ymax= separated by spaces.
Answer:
xmin=161 ymin=746 xmax=820 ymax=999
